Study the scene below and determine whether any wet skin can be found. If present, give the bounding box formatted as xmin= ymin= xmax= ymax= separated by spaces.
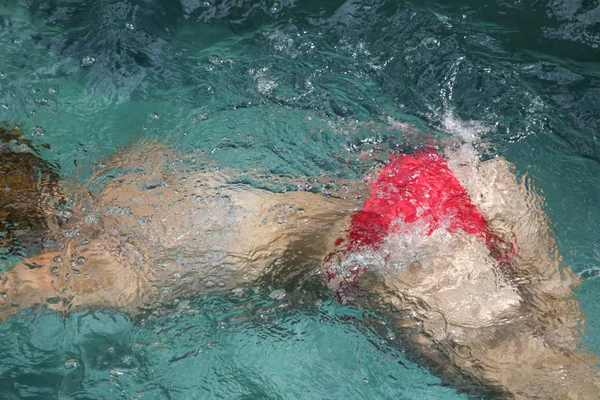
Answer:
xmin=0 ymin=139 xmax=598 ymax=399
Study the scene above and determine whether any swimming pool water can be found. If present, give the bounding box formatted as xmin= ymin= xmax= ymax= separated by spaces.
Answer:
xmin=1 ymin=0 xmax=599 ymax=398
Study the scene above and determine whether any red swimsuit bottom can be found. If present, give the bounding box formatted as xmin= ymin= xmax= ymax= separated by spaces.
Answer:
xmin=326 ymin=149 xmax=512 ymax=300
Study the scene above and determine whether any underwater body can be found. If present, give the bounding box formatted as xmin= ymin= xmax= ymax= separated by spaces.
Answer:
xmin=1 ymin=0 xmax=600 ymax=399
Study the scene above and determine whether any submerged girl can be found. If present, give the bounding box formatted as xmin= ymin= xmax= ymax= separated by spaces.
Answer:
xmin=1 ymin=125 xmax=598 ymax=399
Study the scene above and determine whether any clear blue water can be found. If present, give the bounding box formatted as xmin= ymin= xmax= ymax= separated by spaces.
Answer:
xmin=0 ymin=0 xmax=599 ymax=398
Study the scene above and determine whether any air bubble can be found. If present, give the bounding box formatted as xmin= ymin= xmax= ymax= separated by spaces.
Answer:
xmin=105 ymin=205 xmax=132 ymax=216
xmin=64 ymin=359 xmax=80 ymax=369
xmin=76 ymin=256 xmax=87 ymax=265
xmin=422 ymin=37 xmax=440 ymax=50
xmin=209 ymin=55 xmax=222 ymax=64
xmin=150 ymin=112 xmax=159 ymax=119
xmin=232 ymin=287 xmax=244 ymax=295
xmin=269 ymin=289 xmax=286 ymax=300
xmin=50 ymin=266 xmax=59 ymax=275
xmin=2 ymin=104 xmax=8 ymax=110
xmin=53 ymin=256 xmax=63 ymax=263
xmin=191 ymin=114 xmax=207 ymax=123
xmin=81 ymin=55 xmax=96 ymax=67
xmin=32 ymin=126 xmax=46 ymax=136
xmin=48 ymin=87 xmax=57 ymax=94
xmin=13 ymin=39 xmax=20 ymax=44
xmin=125 ymin=22 xmax=135 ymax=30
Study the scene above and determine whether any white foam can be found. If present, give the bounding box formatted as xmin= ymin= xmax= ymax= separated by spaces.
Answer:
xmin=441 ymin=110 xmax=492 ymax=145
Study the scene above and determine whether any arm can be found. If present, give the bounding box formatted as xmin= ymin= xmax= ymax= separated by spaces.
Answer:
xmin=0 ymin=239 xmax=155 ymax=320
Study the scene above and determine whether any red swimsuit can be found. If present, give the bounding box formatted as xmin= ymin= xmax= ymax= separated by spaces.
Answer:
xmin=326 ymin=149 xmax=512 ymax=299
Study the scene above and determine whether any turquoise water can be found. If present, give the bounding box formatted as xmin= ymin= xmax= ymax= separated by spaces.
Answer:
xmin=1 ymin=0 xmax=599 ymax=398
